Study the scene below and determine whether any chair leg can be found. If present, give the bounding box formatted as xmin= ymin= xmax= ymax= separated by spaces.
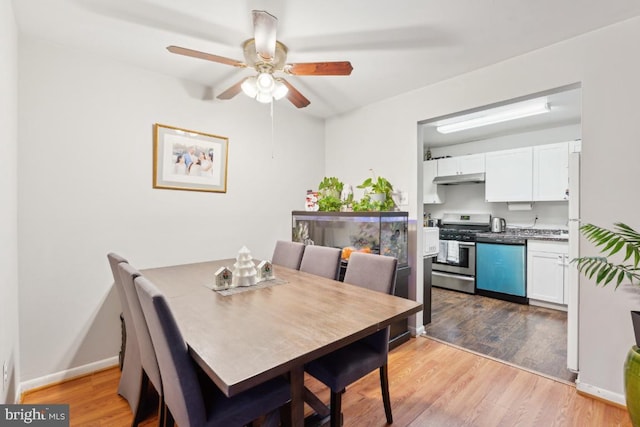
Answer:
xmin=330 ymin=389 xmax=344 ymax=427
xmin=157 ymin=396 xmax=166 ymax=427
xmin=163 ymin=404 xmax=175 ymax=427
xmin=131 ymin=371 xmax=149 ymax=427
xmin=380 ymin=364 xmax=393 ymax=424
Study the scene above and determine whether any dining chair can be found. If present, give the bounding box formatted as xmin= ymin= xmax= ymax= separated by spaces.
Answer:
xmin=134 ymin=275 xmax=292 ymax=427
xmin=305 ymin=252 xmax=398 ymax=427
xmin=299 ymin=245 xmax=342 ymax=280
xmin=118 ymin=263 xmax=165 ymax=427
xmin=271 ymin=240 xmax=305 ymax=270
xmin=107 ymin=253 xmax=143 ymax=417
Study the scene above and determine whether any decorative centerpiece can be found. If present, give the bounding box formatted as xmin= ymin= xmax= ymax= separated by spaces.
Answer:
xmin=257 ymin=260 xmax=275 ymax=280
xmin=213 ymin=267 xmax=233 ymax=290
xmin=231 ymin=246 xmax=258 ymax=287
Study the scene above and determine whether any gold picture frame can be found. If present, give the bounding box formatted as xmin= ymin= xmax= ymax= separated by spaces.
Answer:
xmin=153 ymin=123 xmax=229 ymax=193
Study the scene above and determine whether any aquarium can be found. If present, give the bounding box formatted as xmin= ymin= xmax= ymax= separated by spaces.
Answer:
xmin=291 ymin=211 xmax=409 ymax=266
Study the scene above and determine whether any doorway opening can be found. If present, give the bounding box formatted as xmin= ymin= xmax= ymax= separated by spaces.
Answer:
xmin=418 ymin=84 xmax=582 ymax=383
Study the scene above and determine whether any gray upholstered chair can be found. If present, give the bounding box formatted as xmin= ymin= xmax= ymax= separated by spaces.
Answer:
xmin=299 ymin=245 xmax=342 ymax=280
xmin=271 ymin=240 xmax=305 ymax=270
xmin=134 ymin=275 xmax=291 ymax=427
xmin=118 ymin=263 xmax=165 ymax=427
xmin=107 ymin=253 xmax=143 ymax=418
xmin=305 ymin=252 xmax=398 ymax=427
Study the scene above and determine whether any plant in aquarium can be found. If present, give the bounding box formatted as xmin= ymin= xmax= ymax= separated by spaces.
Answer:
xmin=317 ymin=176 xmax=344 ymax=212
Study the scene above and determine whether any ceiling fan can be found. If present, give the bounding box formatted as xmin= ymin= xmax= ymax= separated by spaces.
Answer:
xmin=166 ymin=10 xmax=353 ymax=108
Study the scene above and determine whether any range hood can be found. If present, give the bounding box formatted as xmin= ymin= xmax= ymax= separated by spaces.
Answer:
xmin=432 ymin=172 xmax=485 ymax=185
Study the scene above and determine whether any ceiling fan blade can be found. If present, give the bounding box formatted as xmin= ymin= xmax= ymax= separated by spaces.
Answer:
xmin=167 ymin=46 xmax=246 ymax=68
xmin=284 ymin=61 xmax=353 ymax=76
xmin=281 ymin=79 xmax=310 ymax=108
xmin=217 ymin=78 xmax=247 ymax=100
xmin=252 ymin=10 xmax=277 ymax=61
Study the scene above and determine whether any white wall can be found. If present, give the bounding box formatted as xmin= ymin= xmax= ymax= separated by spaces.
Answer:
xmin=0 ymin=1 xmax=20 ymax=404
xmin=17 ymin=37 xmax=325 ymax=385
xmin=326 ymin=17 xmax=640 ymax=402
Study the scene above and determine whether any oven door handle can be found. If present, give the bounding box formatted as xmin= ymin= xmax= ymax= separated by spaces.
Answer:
xmin=458 ymin=242 xmax=475 ymax=247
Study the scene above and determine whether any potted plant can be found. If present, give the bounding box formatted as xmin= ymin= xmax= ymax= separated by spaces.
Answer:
xmin=317 ymin=177 xmax=344 ymax=212
xmin=573 ymin=222 xmax=640 ymax=425
xmin=355 ymin=170 xmax=396 ymax=211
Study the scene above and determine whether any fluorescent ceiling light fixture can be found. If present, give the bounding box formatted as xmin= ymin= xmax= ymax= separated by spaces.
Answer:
xmin=436 ymin=98 xmax=551 ymax=134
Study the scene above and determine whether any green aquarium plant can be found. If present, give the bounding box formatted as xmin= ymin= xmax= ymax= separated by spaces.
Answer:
xmin=317 ymin=176 xmax=344 ymax=212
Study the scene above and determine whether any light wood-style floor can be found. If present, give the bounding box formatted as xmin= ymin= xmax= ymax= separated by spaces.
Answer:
xmin=22 ymin=337 xmax=630 ymax=426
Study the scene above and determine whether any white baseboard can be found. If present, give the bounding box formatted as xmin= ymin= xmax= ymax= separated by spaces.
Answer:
xmin=576 ymin=378 xmax=626 ymax=406
xmin=409 ymin=325 xmax=425 ymax=337
xmin=19 ymin=356 xmax=119 ymax=398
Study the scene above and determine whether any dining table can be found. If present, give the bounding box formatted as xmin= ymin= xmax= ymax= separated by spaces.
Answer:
xmin=141 ymin=258 xmax=422 ymax=426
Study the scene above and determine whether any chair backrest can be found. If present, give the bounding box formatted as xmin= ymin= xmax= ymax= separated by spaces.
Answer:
xmin=118 ymin=263 xmax=163 ymax=394
xmin=107 ymin=253 xmax=138 ymax=359
xmin=107 ymin=252 xmax=130 ymax=315
xmin=135 ymin=276 xmax=207 ymax=427
xmin=299 ymin=245 xmax=342 ymax=280
xmin=343 ymin=252 xmax=398 ymax=295
xmin=343 ymin=252 xmax=398 ymax=354
xmin=271 ymin=240 xmax=305 ymax=270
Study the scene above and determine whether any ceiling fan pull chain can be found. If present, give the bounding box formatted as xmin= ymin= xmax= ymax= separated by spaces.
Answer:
xmin=271 ymin=99 xmax=275 ymax=159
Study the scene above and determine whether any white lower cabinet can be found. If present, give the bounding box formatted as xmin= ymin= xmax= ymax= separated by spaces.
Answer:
xmin=527 ymin=240 xmax=569 ymax=307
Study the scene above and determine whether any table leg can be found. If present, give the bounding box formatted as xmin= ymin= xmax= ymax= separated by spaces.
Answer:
xmin=289 ymin=365 xmax=304 ymax=427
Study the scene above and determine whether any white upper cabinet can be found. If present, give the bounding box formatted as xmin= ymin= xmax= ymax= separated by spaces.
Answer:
xmin=436 ymin=154 xmax=485 ymax=176
xmin=533 ymin=142 xmax=569 ymax=201
xmin=423 ymin=160 xmax=445 ymax=204
xmin=485 ymin=147 xmax=533 ymax=202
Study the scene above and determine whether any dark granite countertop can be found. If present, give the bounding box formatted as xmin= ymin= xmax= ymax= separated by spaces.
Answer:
xmin=476 ymin=228 xmax=569 ymax=242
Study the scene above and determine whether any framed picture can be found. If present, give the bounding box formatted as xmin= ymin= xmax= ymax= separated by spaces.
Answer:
xmin=153 ymin=123 xmax=229 ymax=193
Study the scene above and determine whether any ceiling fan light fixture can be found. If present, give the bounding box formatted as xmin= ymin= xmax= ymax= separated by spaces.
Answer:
xmin=256 ymin=72 xmax=275 ymax=92
xmin=272 ymin=79 xmax=288 ymax=100
xmin=255 ymin=91 xmax=273 ymax=104
xmin=241 ymin=77 xmax=258 ymax=98
xmin=436 ymin=98 xmax=551 ymax=134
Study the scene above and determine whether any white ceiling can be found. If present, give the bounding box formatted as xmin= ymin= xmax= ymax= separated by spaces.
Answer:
xmin=12 ymin=0 xmax=640 ymax=119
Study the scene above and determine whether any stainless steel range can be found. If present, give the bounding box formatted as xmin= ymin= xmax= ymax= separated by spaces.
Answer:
xmin=432 ymin=213 xmax=491 ymax=294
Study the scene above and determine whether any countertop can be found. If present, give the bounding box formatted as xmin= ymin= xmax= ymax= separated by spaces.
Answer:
xmin=476 ymin=228 xmax=569 ymax=242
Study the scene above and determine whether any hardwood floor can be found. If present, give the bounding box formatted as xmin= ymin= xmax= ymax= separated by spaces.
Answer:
xmin=22 ymin=337 xmax=630 ymax=426
xmin=426 ymin=287 xmax=577 ymax=383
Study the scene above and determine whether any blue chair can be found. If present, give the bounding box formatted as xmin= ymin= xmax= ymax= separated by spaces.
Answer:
xmin=305 ymin=252 xmax=398 ymax=426
xmin=118 ymin=263 xmax=165 ymax=426
xmin=299 ymin=245 xmax=342 ymax=280
xmin=271 ymin=240 xmax=305 ymax=270
xmin=134 ymin=275 xmax=291 ymax=427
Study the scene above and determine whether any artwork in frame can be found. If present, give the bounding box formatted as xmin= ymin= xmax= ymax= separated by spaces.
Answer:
xmin=153 ymin=123 xmax=229 ymax=193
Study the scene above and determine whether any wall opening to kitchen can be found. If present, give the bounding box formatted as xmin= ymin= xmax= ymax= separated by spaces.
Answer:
xmin=418 ymin=84 xmax=582 ymax=383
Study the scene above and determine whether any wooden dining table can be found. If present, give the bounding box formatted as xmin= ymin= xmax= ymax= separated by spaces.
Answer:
xmin=142 ymin=258 xmax=422 ymax=426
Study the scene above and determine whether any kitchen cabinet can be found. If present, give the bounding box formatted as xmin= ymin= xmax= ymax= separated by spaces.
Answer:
xmin=423 ymin=160 xmax=445 ymax=204
xmin=527 ymin=240 xmax=569 ymax=307
xmin=485 ymin=147 xmax=533 ymax=202
xmin=436 ymin=153 xmax=485 ymax=176
xmin=533 ymin=142 xmax=569 ymax=201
